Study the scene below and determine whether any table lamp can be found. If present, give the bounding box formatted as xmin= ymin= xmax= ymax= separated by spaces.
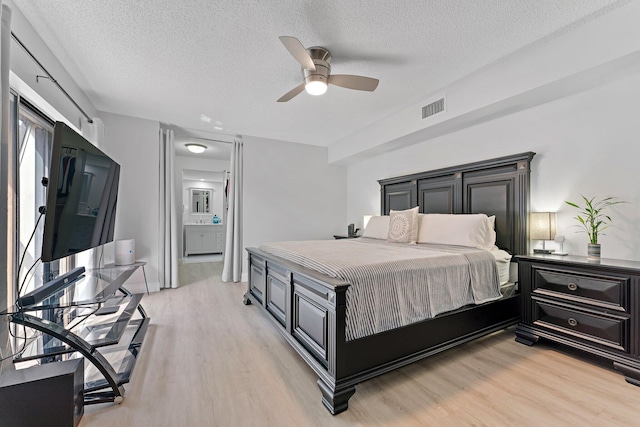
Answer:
xmin=531 ymin=212 xmax=557 ymax=254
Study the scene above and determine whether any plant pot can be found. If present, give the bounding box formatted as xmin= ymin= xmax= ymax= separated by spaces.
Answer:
xmin=587 ymin=243 xmax=601 ymax=259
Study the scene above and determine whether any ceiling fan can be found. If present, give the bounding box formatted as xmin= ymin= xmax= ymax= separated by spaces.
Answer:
xmin=277 ymin=36 xmax=380 ymax=102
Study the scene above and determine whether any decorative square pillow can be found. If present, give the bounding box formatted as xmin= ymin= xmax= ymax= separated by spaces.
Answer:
xmin=387 ymin=207 xmax=419 ymax=244
xmin=362 ymin=215 xmax=390 ymax=239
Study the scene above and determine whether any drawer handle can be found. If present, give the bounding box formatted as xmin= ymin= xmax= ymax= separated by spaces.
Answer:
xmin=567 ymin=318 xmax=578 ymax=327
xmin=567 ymin=283 xmax=578 ymax=291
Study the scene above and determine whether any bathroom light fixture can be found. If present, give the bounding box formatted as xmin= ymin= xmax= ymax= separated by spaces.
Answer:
xmin=186 ymin=144 xmax=206 ymax=154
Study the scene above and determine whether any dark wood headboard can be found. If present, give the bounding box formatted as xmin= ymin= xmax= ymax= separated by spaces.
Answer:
xmin=378 ymin=152 xmax=535 ymax=255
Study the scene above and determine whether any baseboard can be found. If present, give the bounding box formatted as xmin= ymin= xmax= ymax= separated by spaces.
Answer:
xmin=241 ymin=272 xmax=248 ymax=283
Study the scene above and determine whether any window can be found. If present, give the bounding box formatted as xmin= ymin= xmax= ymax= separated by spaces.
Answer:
xmin=16 ymin=100 xmax=58 ymax=299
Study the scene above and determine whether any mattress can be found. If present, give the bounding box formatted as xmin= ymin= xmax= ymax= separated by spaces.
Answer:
xmin=259 ymin=238 xmax=506 ymax=341
xmin=490 ymin=247 xmax=513 ymax=286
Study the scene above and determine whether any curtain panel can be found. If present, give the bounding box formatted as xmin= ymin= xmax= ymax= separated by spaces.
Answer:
xmin=159 ymin=127 xmax=178 ymax=288
xmin=222 ymin=139 xmax=243 ymax=282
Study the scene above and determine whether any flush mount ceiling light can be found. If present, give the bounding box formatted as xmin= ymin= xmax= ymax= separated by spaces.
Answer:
xmin=186 ymin=143 xmax=206 ymax=154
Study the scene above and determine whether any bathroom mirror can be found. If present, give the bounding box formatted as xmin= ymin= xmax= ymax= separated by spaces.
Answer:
xmin=190 ymin=188 xmax=212 ymax=214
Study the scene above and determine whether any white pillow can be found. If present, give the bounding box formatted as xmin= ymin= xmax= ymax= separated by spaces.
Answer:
xmin=417 ymin=213 xmax=496 ymax=250
xmin=387 ymin=207 xmax=419 ymax=244
xmin=362 ymin=216 xmax=390 ymax=239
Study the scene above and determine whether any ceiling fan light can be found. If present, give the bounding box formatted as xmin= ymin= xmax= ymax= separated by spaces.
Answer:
xmin=305 ymin=80 xmax=328 ymax=96
xmin=186 ymin=143 xmax=207 ymax=154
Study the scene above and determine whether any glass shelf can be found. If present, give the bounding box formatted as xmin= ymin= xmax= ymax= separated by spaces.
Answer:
xmin=14 ymin=293 xmax=143 ymax=361
xmin=10 ymin=264 xmax=141 ymax=313
xmin=14 ymin=317 xmax=150 ymax=400
xmin=84 ymin=317 xmax=150 ymax=392
xmin=7 ymin=262 xmax=150 ymax=405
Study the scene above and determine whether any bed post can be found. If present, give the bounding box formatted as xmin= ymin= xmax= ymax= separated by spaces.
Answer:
xmin=317 ymin=379 xmax=356 ymax=415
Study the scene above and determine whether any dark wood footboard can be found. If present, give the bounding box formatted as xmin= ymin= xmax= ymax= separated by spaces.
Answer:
xmin=245 ymin=249 xmax=349 ymax=381
xmin=245 ymin=247 xmax=520 ymax=414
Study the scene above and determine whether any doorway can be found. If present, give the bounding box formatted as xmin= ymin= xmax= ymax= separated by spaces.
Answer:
xmin=173 ymin=135 xmax=231 ymax=286
xmin=181 ymin=168 xmax=228 ymax=263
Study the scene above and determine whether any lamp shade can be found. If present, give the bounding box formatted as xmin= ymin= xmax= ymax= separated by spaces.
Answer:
xmin=530 ymin=212 xmax=557 ymax=240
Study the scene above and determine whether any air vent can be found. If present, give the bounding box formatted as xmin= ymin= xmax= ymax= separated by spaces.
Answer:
xmin=422 ymin=98 xmax=445 ymax=119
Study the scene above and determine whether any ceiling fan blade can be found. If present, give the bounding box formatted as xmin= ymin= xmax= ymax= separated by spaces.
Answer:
xmin=277 ymin=84 xmax=306 ymax=102
xmin=329 ymin=74 xmax=379 ymax=92
xmin=279 ymin=36 xmax=316 ymax=71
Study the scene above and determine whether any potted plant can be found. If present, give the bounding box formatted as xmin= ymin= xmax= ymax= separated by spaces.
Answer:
xmin=565 ymin=195 xmax=626 ymax=259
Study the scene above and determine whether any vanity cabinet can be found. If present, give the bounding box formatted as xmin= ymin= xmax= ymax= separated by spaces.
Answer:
xmin=184 ymin=224 xmax=224 ymax=255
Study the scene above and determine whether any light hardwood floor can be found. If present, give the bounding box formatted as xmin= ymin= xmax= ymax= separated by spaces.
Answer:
xmin=81 ymin=262 xmax=640 ymax=426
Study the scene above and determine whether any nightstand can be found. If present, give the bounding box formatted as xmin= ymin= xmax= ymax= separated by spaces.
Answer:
xmin=333 ymin=235 xmax=360 ymax=240
xmin=515 ymin=254 xmax=640 ymax=386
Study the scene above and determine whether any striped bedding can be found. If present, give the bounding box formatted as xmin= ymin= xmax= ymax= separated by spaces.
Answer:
xmin=259 ymin=237 xmax=502 ymax=341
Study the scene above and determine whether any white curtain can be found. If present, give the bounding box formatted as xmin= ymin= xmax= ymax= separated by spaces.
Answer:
xmin=222 ymin=139 xmax=243 ymax=282
xmin=0 ymin=2 xmax=13 ymax=372
xmin=159 ymin=127 xmax=178 ymax=288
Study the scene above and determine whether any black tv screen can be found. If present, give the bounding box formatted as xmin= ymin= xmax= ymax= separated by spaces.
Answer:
xmin=41 ymin=122 xmax=120 ymax=262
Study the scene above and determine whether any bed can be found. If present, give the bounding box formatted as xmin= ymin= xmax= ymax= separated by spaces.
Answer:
xmin=244 ymin=152 xmax=535 ymax=414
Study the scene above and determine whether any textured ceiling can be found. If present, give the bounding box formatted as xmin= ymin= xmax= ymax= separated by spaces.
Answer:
xmin=12 ymin=0 xmax=626 ymax=147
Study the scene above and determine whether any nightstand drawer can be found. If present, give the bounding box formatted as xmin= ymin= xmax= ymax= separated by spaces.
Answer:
xmin=533 ymin=299 xmax=629 ymax=352
xmin=533 ymin=267 xmax=627 ymax=311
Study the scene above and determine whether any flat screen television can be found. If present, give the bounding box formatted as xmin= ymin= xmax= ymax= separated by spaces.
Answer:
xmin=41 ymin=122 xmax=120 ymax=262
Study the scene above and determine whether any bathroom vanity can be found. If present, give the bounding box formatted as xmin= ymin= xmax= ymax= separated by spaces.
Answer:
xmin=184 ymin=224 xmax=225 ymax=256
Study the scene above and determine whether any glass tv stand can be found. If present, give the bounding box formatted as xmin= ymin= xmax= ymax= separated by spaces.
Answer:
xmin=2 ymin=263 xmax=150 ymax=405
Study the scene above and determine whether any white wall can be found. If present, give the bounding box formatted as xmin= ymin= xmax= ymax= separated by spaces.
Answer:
xmin=243 ymin=136 xmax=347 ymax=277
xmin=347 ymin=73 xmax=640 ymax=261
xmin=99 ymin=112 xmax=161 ymax=290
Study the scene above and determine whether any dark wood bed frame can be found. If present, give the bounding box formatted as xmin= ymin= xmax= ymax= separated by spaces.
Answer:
xmin=244 ymin=152 xmax=535 ymax=414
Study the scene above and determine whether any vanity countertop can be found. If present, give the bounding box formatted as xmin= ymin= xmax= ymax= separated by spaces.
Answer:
xmin=185 ymin=222 xmax=223 ymax=226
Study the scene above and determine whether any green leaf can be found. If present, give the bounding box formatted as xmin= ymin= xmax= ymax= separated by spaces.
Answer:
xmin=565 ymin=195 xmax=627 ymax=245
